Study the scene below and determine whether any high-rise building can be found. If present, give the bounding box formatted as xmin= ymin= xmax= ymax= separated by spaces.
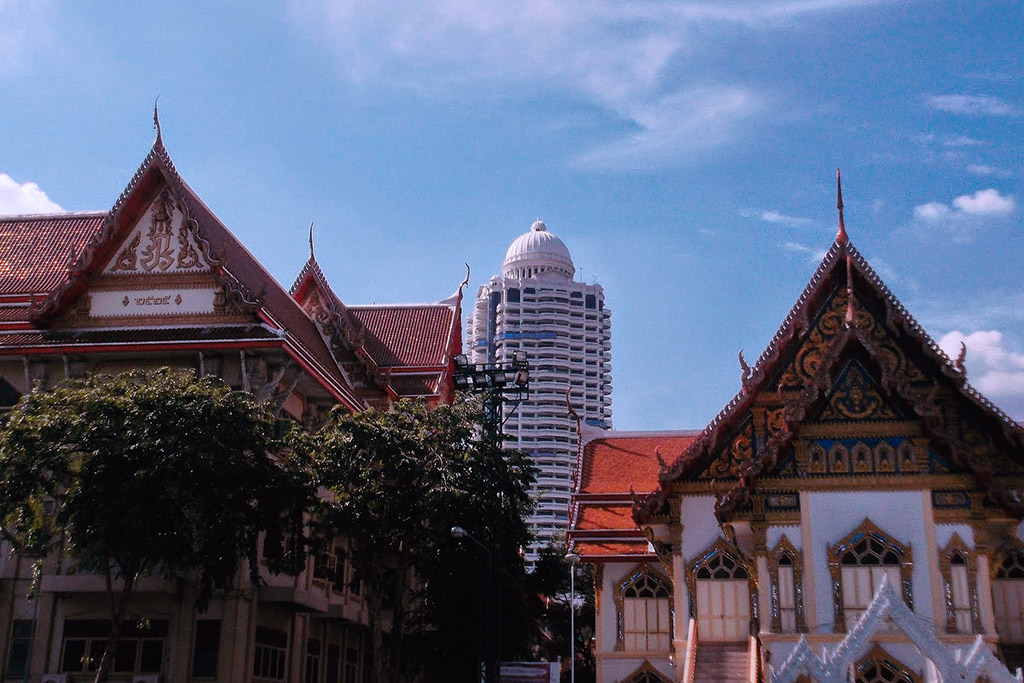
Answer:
xmin=468 ymin=219 xmax=611 ymax=560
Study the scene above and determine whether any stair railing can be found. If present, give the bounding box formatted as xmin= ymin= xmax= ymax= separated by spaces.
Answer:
xmin=682 ymin=618 xmax=698 ymax=683
xmin=747 ymin=634 xmax=762 ymax=683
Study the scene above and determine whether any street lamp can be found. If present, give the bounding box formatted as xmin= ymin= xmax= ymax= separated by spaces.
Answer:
xmin=452 ymin=352 xmax=530 ymax=443
xmin=453 ymin=526 xmax=499 ymax=683
xmin=566 ymin=552 xmax=581 ymax=683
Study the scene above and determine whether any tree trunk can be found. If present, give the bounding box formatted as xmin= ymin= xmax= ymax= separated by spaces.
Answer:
xmin=93 ymin=566 xmax=137 ymax=683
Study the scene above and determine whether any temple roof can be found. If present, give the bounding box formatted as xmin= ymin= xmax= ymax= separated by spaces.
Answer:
xmin=0 ymin=130 xmax=460 ymax=407
xmin=0 ymin=213 xmax=105 ymax=298
xmin=567 ymin=430 xmax=698 ymax=561
xmin=636 ymin=230 xmax=1024 ymax=524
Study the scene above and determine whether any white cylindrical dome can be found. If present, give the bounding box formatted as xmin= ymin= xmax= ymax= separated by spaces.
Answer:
xmin=501 ymin=219 xmax=575 ymax=280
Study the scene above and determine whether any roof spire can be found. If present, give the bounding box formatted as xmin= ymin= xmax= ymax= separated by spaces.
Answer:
xmin=153 ymin=96 xmax=162 ymax=145
xmin=308 ymin=222 xmax=315 ymax=260
xmin=836 ymin=167 xmax=848 ymax=244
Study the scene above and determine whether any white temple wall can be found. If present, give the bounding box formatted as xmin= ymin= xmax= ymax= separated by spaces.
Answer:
xmin=806 ymin=490 xmax=935 ymax=631
xmin=936 ymin=522 xmax=975 ymax=548
xmin=767 ymin=525 xmax=802 ymax=551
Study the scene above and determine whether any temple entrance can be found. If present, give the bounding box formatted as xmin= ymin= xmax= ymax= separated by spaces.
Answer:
xmin=691 ymin=540 xmax=752 ymax=642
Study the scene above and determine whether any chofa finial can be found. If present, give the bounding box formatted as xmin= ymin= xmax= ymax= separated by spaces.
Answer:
xmin=308 ymin=222 xmax=315 ymax=260
xmin=836 ymin=168 xmax=848 ymax=244
xmin=153 ymin=96 xmax=162 ymax=144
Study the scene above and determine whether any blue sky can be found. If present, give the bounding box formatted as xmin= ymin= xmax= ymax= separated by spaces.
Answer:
xmin=1 ymin=1 xmax=1021 ymax=428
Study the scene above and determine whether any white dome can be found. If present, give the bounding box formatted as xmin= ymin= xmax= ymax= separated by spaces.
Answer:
xmin=501 ymin=219 xmax=575 ymax=280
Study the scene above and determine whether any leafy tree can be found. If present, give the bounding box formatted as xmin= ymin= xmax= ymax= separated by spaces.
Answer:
xmin=306 ymin=396 xmax=535 ymax=682
xmin=529 ymin=541 xmax=596 ymax=683
xmin=0 ymin=369 xmax=314 ymax=683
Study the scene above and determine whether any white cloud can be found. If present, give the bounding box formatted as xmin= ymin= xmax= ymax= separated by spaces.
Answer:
xmin=289 ymin=0 xmax=884 ymax=170
xmin=939 ymin=330 xmax=1024 ymax=420
xmin=912 ymin=188 xmax=1016 ymax=242
xmin=966 ymin=164 xmax=1012 ymax=178
xmin=951 ymin=188 xmax=1015 ymax=216
xmin=0 ymin=173 xmax=62 ymax=215
xmin=759 ymin=210 xmax=814 ymax=227
xmin=783 ymin=241 xmax=826 ymax=261
xmin=927 ymin=94 xmax=1021 ymax=117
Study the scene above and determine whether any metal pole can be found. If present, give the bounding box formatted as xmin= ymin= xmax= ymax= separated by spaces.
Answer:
xmin=566 ymin=553 xmax=579 ymax=683
xmin=570 ymin=563 xmax=575 ymax=683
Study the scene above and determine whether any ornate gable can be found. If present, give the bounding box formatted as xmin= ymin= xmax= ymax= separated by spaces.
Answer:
xmin=642 ymin=206 xmax=1024 ymax=525
xmin=29 ymin=131 xmax=268 ymax=330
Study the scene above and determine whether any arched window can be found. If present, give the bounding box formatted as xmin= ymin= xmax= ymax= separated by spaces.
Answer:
xmin=828 ymin=520 xmax=912 ymax=632
xmin=616 ymin=565 xmax=672 ymax=652
xmin=939 ymin=535 xmax=978 ymax=634
xmin=769 ymin=536 xmax=806 ymax=633
xmin=993 ymin=544 xmax=1024 ymax=642
xmin=854 ymin=645 xmax=920 ymax=683
xmin=621 ymin=661 xmax=672 ymax=683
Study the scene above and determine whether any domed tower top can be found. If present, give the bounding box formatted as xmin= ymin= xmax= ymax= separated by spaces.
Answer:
xmin=501 ymin=219 xmax=575 ymax=281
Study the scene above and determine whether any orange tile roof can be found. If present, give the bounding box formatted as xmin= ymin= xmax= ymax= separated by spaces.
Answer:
xmin=572 ymin=541 xmax=653 ymax=559
xmin=576 ymin=504 xmax=636 ymax=532
xmin=349 ymin=305 xmax=457 ymax=368
xmin=579 ymin=433 xmax=699 ymax=495
xmin=0 ymin=213 xmax=105 ymax=296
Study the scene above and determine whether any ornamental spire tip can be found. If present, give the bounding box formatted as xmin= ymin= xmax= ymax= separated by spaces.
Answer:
xmin=308 ymin=222 xmax=315 ymax=260
xmin=836 ymin=167 xmax=848 ymax=245
xmin=153 ymin=96 xmax=162 ymax=145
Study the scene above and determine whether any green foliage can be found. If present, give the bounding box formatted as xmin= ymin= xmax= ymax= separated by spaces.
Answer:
xmin=305 ymin=395 xmax=536 ymax=681
xmin=0 ymin=368 xmax=314 ymax=607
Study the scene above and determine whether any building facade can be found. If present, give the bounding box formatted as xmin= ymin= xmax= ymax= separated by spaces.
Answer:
xmin=568 ymin=207 xmax=1024 ymax=683
xmin=468 ymin=219 xmax=611 ymax=560
xmin=0 ymin=124 xmax=463 ymax=682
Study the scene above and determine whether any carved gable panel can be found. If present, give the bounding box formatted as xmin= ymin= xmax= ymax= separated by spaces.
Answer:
xmin=103 ymin=189 xmax=213 ymax=276
xmin=817 ymin=361 xmax=901 ymax=422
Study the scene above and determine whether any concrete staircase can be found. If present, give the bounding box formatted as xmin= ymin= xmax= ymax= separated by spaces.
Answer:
xmin=693 ymin=642 xmax=750 ymax=683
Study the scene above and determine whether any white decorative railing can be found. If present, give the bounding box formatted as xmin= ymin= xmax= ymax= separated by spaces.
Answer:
xmin=771 ymin=575 xmax=1023 ymax=683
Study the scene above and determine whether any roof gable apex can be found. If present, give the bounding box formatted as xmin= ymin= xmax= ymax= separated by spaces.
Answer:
xmin=642 ymin=236 xmax=1024 ymax=525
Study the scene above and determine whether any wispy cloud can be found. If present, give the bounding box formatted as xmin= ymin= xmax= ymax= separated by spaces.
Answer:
xmin=783 ymin=241 xmax=826 ymax=262
xmin=939 ymin=330 xmax=1024 ymax=421
xmin=966 ymin=164 xmax=1012 ymax=178
xmin=912 ymin=188 xmax=1016 ymax=242
xmin=290 ymin=0 xmax=885 ymax=170
xmin=927 ymin=94 xmax=1021 ymax=117
xmin=0 ymin=1 xmax=55 ymax=76
xmin=0 ymin=173 xmax=62 ymax=215
xmin=757 ymin=209 xmax=814 ymax=227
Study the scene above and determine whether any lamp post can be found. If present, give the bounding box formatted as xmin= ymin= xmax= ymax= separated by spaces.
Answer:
xmin=453 ymin=526 xmax=499 ymax=683
xmin=566 ymin=552 xmax=580 ymax=683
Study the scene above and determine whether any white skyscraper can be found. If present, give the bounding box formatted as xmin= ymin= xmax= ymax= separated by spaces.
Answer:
xmin=468 ymin=219 xmax=611 ymax=560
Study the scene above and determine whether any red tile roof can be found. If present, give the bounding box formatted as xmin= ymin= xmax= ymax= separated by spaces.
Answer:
xmin=349 ymin=305 xmax=457 ymax=368
xmin=572 ymin=541 xmax=654 ymax=559
xmin=575 ymin=504 xmax=636 ymax=531
xmin=0 ymin=213 xmax=105 ymax=296
xmin=579 ymin=433 xmax=700 ymax=495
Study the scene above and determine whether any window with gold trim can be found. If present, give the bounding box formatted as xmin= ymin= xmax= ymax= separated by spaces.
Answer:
xmin=769 ymin=536 xmax=806 ymax=633
xmin=616 ymin=565 xmax=672 ymax=652
xmin=993 ymin=543 xmax=1024 ymax=643
xmin=621 ymin=661 xmax=672 ymax=683
xmin=854 ymin=645 xmax=920 ymax=683
xmin=938 ymin=534 xmax=978 ymax=634
xmin=828 ymin=519 xmax=912 ymax=633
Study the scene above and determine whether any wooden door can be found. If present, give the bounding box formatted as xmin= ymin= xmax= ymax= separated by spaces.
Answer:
xmin=696 ymin=578 xmax=750 ymax=641
xmin=994 ymin=580 xmax=1024 ymax=642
